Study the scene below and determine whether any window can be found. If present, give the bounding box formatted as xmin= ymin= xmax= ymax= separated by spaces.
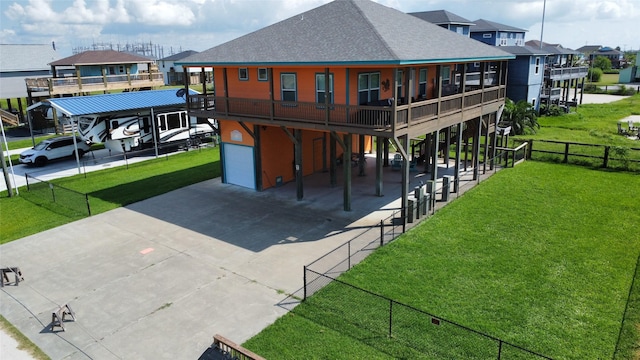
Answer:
xmin=358 ymin=72 xmax=380 ymax=105
xmin=418 ymin=69 xmax=428 ymax=98
xmin=315 ymin=73 xmax=333 ymax=104
xmin=499 ymin=33 xmax=508 ymax=46
xmin=281 ymin=73 xmax=297 ymax=102
xmin=456 ymin=26 xmax=464 ymax=35
xmin=534 ymin=57 xmax=541 ymax=75
xmin=441 ymin=66 xmax=451 ymax=85
xmin=396 ymin=70 xmax=403 ymax=98
xmin=119 ymin=66 xmax=124 ymax=73
xmin=239 ymin=68 xmax=248 ymax=81
xmin=258 ymin=68 xmax=268 ymax=81
xmin=483 ymin=33 xmax=492 ymax=38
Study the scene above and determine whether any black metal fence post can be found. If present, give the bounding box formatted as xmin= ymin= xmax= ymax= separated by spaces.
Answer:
xmin=303 ymin=266 xmax=307 ymax=301
xmin=25 ymin=173 xmax=30 ymax=191
xmin=388 ymin=299 xmax=393 ymax=338
xmin=50 ymin=183 xmax=56 ymax=203
xmin=85 ymin=194 xmax=91 ymax=216
xmin=348 ymin=241 xmax=351 ymax=270
xmin=380 ymin=220 xmax=384 ymax=247
xmin=497 ymin=340 xmax=503 ymax=359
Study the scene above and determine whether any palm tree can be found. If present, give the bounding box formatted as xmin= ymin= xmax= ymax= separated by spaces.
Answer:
xmin=499 ymin=98 xmax=540 ymax=135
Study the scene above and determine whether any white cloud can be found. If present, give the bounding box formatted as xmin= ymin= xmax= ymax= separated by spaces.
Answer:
xmin=125 ymin=0 xmax=196 ymax=26
xmin=1 ymin=0 xmax=638 ymax=56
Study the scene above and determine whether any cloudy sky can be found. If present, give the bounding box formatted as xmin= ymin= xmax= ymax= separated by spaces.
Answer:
xmin=1 ymin=0 xmax=638 ymax=58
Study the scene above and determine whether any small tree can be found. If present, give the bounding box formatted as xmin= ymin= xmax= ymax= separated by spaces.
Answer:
xmin=499 ymin=98 xmax=540 ymax=135
xmin=593 ymin=55 xmax=612 ymax=71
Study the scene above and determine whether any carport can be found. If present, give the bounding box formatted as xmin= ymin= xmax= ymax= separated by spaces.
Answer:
xmin=25 ymin=89 xmax=200 ymax=173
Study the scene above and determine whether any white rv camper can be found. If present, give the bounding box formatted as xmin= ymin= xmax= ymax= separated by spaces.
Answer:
xmin=77 ymin=110 xmax=217 ymax=153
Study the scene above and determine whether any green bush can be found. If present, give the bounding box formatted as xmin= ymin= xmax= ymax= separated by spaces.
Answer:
xmin=540 ymin=104 xmax=564 ymax=116
xmin=587 ymin=67 xmax=603 ymax=82
xmin=604 ymin=69 xmax=620 ymax=74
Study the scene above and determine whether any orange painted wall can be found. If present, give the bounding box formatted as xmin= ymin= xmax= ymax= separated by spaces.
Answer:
xmin=219 ymin=120 xmax=255 ymax=146
xmin=258 ymin=126 xmax=372 ymax=190
xmin=260 ymin=126 xmax=295 ymax=188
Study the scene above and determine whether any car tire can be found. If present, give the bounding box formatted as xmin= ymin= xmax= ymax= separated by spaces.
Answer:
xmin=74 ymin=149 xmax=85 ymax=158
xmin=34 ymin=157 xmax=47 ymax=167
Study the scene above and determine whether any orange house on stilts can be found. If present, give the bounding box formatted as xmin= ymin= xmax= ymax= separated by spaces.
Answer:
xmin=178 ymin=0 xmax=514 ymax=215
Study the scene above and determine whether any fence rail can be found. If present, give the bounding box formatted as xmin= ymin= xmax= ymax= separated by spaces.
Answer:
xmin=302 ymin=270 xmax=552 ymax=359
xmin=513 ymin=139 xmax=640 ymax=171
xmin=24 ymin=174 xmax=91 ymax=216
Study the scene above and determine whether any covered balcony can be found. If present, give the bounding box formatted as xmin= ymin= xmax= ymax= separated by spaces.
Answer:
xmin=188 ymin=85 xmax=505 ymax=138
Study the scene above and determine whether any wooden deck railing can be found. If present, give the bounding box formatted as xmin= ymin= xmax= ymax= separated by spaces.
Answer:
xmin=25 ymin=73 xmax=164 ymax=95
xmin=188 ymin=85 xmax=505 ymax=133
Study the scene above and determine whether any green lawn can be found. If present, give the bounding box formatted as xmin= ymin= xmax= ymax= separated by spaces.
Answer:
xmin=0 ymin=147 xmax=220 ymax=243
xmin=510 ymin=94 xmax=640 ymax=171
xmin=528 ymin=93 xmax=640 ymax=143
xmin=244 ymin=162 xmax=640 ymax=359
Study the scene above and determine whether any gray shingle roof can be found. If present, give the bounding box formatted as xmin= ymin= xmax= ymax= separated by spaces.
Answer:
xmin=0 ymin=44 xmax=59 ymax=72
xmin=178 ymin=0 xmax=513 ymax=67
xmin=408 ymin=10 xmax=475 ymax=26
xmin=500 ymin=45 xmax=551 ymax=56
xmin=470 ymin=19 xmax=527 ymax=33
xmin=525 ymin=41 xmax=580 ymax=55
xmin=50 ymin=50 xmax=155 ymax=66
xmin=159 ymin=50 xmax=199 ymax=62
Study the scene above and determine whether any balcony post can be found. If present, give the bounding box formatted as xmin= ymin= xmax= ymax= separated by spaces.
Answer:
xmin=223 ymin=68 xmax=230 ymax=117
xmin=343 ymin=133 xmax=352 ymax=211
xmin=405 ymin=66 xmax=411 ymax=126
xmin=102 ymin=66 xmax=108 ymax=90
xmin=77 ymin=66 xmax=83 ymax=92
xmin=454 ymin=122 xmax=463 ymax=193
xmin=269 ymin=68 xmax=275 ymax=121
xmin=324 ymin=67 xmax=330 ymax=126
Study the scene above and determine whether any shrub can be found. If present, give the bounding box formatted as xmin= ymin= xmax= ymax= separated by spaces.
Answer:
xmin=587 ymin=67 xmax=603 ymax=82
xmin=540 ymin=104 xmax=564 ymax=116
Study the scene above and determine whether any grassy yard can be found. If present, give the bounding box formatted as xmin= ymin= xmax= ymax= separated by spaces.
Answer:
xmin=244 ymin=161 xmax=640 ymax=359
xmin=528 ymin=93 xmax=639 ymax=143
xmin=0 ymin=147 xmax=220 ymax=243
xmin=510 ymin=94 xmax=640 ymax=171
xmin=589 ymin=73 xmax=621 ymax=86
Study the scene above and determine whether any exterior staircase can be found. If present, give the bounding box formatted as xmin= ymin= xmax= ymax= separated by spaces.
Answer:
xmin=0 ymin=109 xmax=20 ymax=126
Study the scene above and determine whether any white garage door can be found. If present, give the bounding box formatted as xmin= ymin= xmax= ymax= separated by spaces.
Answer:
xmin=223 ymin=143 xmax=255 ymax=189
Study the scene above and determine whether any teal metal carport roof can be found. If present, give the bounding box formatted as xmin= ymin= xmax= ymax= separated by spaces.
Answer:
xmin=28 ymin=89 xmax=196 ymax=117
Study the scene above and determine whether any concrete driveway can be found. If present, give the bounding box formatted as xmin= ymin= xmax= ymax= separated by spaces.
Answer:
xmin=1 ymin=162 xmax=415 ymax=359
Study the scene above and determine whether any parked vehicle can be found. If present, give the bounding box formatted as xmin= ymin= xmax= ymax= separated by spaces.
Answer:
xmin=76 ymin=110 xmax=217 ymax=153
xmin=19 ymin=136 xmax=91 ymax=167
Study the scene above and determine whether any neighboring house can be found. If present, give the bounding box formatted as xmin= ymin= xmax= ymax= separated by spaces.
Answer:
xmin=500 ymin=46 xmax=550 ymax=110
xmin=527 ymin=40 xmax=587 ymax=108
xmin=577 ymin=45 xmax=624 ymax=68
xmin=0 ymin=43 xmax=59 ymax=122
xmin=158 ymin=50 xmax=212 ymax=85
xmin=469 ymin=19 xmax=526 ymax=47
xmin=25 ymin=50 xmax=164 ymax=104
xmin=575 ymin=44 xmax=602 ymax=63
xmin=177 ymin=0 xmax=513 ymax=213
xmin=619 ymin=51 xmax=640 ymax=84
xmin=408 ymin=10 xmax=474 ymax=37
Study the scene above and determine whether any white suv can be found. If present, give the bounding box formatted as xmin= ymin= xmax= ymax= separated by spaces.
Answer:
xmin=19 ymin=136 xmax=91 ymax=167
